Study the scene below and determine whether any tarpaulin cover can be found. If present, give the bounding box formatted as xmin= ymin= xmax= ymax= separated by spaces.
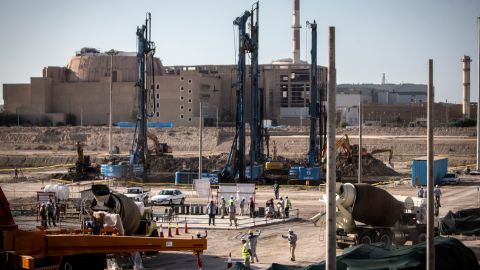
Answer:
xmin=229 ymin=237 xmax=478 ymax=270
xmin=440 ymin=208 xmax=480 ymax=236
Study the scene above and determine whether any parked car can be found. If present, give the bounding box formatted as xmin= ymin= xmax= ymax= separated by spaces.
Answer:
xmin=149 ymin=189 xmax=186 ymax=205
xmin=124 ymin=187 xmax=150 ymax=206
xmin=441 ymin=173 xmax=460 ymax=185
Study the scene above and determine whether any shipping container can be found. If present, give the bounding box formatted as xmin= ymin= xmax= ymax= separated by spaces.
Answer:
xmin=411 ymin=156 xmax=448 ymax=186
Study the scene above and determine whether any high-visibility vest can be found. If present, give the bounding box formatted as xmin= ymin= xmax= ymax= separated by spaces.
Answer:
xmin=242 ymin=242 xmax=250 ymax=257
xmin=286 ymin=199 xmax=292 ymax=208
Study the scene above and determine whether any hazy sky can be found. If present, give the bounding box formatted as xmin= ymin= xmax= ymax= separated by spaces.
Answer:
xmin=1 ymin=0 xmax=479 ymax=105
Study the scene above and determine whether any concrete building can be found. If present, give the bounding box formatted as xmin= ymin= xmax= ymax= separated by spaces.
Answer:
xmin=3 ymin=49 xmax=327 ymax=127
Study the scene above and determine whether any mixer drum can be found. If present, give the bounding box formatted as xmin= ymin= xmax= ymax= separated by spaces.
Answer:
xmin=352 ymin=183 xmax=404 ymax=227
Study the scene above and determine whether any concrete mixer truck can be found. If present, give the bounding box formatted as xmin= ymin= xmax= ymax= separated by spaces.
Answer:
xmin=331 ymin=183 xmax=432 ymax=249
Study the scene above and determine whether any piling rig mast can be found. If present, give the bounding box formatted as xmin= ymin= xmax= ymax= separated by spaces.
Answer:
xmin=130 ymin=13 xmax=157 ymax=178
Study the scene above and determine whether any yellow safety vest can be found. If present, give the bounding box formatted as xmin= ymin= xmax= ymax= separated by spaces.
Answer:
xmin=242 ymin=243 xmax=250 ymax=257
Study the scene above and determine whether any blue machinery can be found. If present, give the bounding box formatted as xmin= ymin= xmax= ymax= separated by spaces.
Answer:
xmin=102 ymin=13 xmax=156 ymax=179
xmin=289 ymin=21 xmax=323 ymax=181
xmin=220 ymin=3 xmax=260 ymax=182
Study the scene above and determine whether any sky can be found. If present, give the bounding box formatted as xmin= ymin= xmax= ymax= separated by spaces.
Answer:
xmin=0 ymin=0 xmax=479 ymax=105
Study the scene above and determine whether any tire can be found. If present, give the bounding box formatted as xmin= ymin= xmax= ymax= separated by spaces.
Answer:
xmin=357 ymin=232 xmax=374 ymax=245
xmin=413 ymin=232 xmax=427 ymax=245
xmin=377 ymin=230 xmax=393 ymax=247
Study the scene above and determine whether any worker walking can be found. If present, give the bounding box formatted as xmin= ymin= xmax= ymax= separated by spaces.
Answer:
xmin=228 ymin=195 xmax=236 ymax=206
xmin=39 ymin=203 xmax=48 ymax=228
xmin=282 ymin=228 xmax=297 ymax=261
xmin=249 ymin=196 xmax=255 ymax=218
xmin=241 ymin=238 xmax=252 ymax=268
xmin=285 ymin=196 xmax=292 ymax=218
xmin=417 ymin=187 xmax=424 ymax=198
xmin=207 ymin=201 xmax=217 ymax=226
xmin=277 ymin=197 xmax=285 ymax=219
xmin=240 ymin=197 xmax=246 ymax=216
xmin=248 ymin=229 xmax=261 ymax=263
xmin=46 ymin=199 xmax=56 ymax=226
xmin=220 ymin=197 xmax=226 ymax=219
xmin=228 ymin=201 xmax=238 ymax=227
xmin=434 ymin=185 xmax=442 ymax=207
xmin=273 ymin=181 xmax=280 ymax=199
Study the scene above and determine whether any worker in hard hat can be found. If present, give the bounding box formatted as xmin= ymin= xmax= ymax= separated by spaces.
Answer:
xmin=248 ymin=229 xmax=261 ymax=263
xmin=241 ymin=238 xmax=252 ymax=268
xmin=220 ymin=197 xmax=227 ymax=219
xmin=277 ymin=197 xmax=285 ymax=219
xmin=239 ymin=197 xmax=246 ymax=216
xmin=196 ymin=230 xmax=208 ymax=239
xmin=281 ymin=228 xmax=298 ymax=261
xmin=228 ymin=195 xmax=236 ymax=206
xmin=285 ymin=196 xmax=292 ymax=218
xmin=417 ymin=187 xmax=424 ymax=198
xmin=434 ymin=185 xmax=442 ymax=207
xmin=273 ymin=181 xmax=280 ymax=199
xmin=207 ymin=200 xmax=217 ymax=226
xmin=39 ymin=203 xmax=47 ymax=228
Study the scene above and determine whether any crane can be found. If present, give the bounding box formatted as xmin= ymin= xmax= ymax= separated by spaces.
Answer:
xmin=289 ymin=20 xmax=323 ymax=182
xmin=129 ymin=13 xmax=157 ymax=178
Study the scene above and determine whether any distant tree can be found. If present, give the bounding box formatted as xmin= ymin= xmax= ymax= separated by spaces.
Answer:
xmin=0 ymin=112 xmax=18 ymax=126
xmin=55 ymin=121 xmax=65 ymax=126
xmin=65 ymin=113 xmax=77 ymax=126
xmin=130 ymin=109 xmax=139 ymax=121
xmin=340 ymin=122 xmax=348 ymax=128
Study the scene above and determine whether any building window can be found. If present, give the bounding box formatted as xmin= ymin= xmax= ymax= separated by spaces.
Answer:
xmin=180 ymin=105 xmax=184 ymax=110
xmin=188 ymin=117 xmax=192 ymax=122
xmin=156 ymin=84 xmax=160 ymax=90
xmin=156 ymin=93 xmax=159 ymax=98
xmin=180 ymin=86 xmax=184 ymax=91
xmin=180 ymin=96 xmax=184 ymax=101
xmin=180 ymin=76 xmax=184 ymax=81
xmin=188 ymin=99 xmax=192 ymax=103
xmin=156 ymin=112 xmax=159 ymax=117
xmin=188 ymin=89 xmax=192 ymax=94
xmin=282 ymin=91 xmax=287 ymax=98
xmin=188 ymin=79 xmax=192 ymax=84
xmin=156 ymin=103 xmax=159 ymax=108
xmin=188 ymin=108 xmax=192 ymax=112
xmin=180 ymin=114 xmax=184 ymax=119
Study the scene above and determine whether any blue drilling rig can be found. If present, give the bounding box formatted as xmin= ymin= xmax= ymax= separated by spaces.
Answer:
xmin=219 ymin=3 xmax=259 ymax=183
xmin=289 ymin=20 xmax=323 ymax=182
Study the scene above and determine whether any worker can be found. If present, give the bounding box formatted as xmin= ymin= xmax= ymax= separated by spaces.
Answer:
xmin=207 ymin=200 xmax=217 ymax=226
xmin=282 ymin=228 xmax=297 ymax=261
xmin=249 ymin=196 xmax=255 ymax=218
xmin=417 ymin=187 xmax=424 ymax=198
xmin=228 ymin=201 xmax=238 ymax=227
xmin=434 ymin=185 xmax=442 ymax=207
xmin=46 ymin=199 xmax=56 ymax=227
xmin=266 ymin=201 xmax=275 ymax=219
xmin=241 ymin=238 xmax=252 ymax=268
xmin=248 ymin=229 xmax=261 ymax=263
xmin=14 ymin=167 xmax=18 ymax=179
xmin=277 ymin=197 xmax=285 ymax=219
xmin=220 ymin=197 xmax=227 ymax=219
xmin=273 ymin=181 xmax=280 ymax=199
xmin=39 ymin=203 xmax=47 ymax=228
xmin=55 ymin=202 xmax=61 ymax=222
xmin=228 ymin=195 xmax=236 ymax=206
xmin=196 ymin=230 xmax=208 ymax=239
xmin=285 ymin=196 xmax=292 ymax=218
xmin=239 ymin=197 xmax=246 ymax=216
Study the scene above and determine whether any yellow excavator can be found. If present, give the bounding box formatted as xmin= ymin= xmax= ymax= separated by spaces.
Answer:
xmin=335 ymin=134 xmax=393 ymax=167
xmin=264 ymin=140 xmax=285 ymax=172
xmin=147 ymin=131 xmax=172 ymax=155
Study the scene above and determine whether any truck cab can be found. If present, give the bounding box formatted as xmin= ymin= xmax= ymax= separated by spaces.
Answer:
xmin=124 ymin=187 xmax=150 ymax=206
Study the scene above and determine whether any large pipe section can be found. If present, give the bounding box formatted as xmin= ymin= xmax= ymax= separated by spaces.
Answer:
xmin=292 ymin=0 xmax=301 ymax=63
xmin=326 ymin=26 xmax=336 ymax=270
xmin=462 ymin=55 xmax=472 ymax=119
xmin=427 ymin=59 xmax=435 ymax=270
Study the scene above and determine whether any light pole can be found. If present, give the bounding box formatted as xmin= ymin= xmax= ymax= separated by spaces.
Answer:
xmin=106 ymin=50 xmax=118 ymax=154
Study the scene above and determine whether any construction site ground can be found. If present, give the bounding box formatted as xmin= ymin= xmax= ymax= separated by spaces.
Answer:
xmin=1 ymin=126 xmax=480 ymax=269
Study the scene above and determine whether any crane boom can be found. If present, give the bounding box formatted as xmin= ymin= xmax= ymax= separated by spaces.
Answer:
xmin=308 ymin=21 xmax=318 ymax=167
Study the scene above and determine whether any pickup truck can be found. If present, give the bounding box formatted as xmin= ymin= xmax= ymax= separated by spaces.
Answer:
xmin=441 ymin=173 xmax=460 ymax=185
xmin=124 ymin=187 xmax=150 ymax=206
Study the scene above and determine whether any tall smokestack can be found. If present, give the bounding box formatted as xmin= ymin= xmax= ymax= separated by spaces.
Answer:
xmin=462 ymin=55 xmax=472 ymax=118
xmin=292 ymin=0 xmax=301 ymax=63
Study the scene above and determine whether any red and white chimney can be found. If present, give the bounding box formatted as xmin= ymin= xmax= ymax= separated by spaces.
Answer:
xmin=292 ymin=0 xmax=301 ymax=64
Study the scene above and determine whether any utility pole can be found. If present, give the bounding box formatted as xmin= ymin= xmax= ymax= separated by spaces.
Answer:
xmin=427 ymin=59 xmax=435 ymax=270
xmin=477 ymin=17 xmax=480 ymax=171
xmin=199 ymin=102 xmax=203 ymax=180
xmin=106 ymin=50 xmax=117 ymax=154
xmin=358 ymin=100 xmax=362 ymax=183
xmin=326 ymin=26 xmax=337 ymax=270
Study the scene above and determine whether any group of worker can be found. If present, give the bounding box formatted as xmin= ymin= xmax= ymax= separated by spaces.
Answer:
xmin=417 ymin=185 xmax=442 ymax=207
xmin=39 ymin=198 xmax=61 ymax=227
xmin=241 ymin=227 xmax=297 ymax=267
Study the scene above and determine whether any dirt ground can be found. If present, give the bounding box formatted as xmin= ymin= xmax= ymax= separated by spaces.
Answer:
xmin=1 ymin=126 xmax=480 ymax=269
